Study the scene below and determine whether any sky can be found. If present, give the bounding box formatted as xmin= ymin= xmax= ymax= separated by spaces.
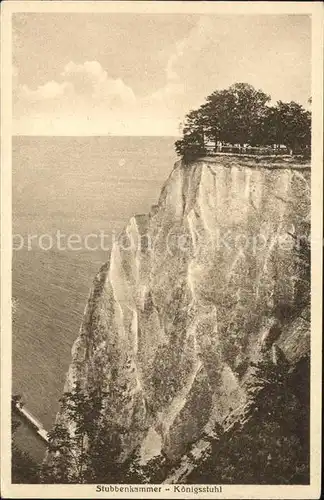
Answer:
xmin=12 ymin=13 xmax=311 ymax=136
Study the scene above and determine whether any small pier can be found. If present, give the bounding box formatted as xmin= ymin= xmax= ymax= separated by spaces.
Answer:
xmin=13 ymin=402 xmax=49 ymax=443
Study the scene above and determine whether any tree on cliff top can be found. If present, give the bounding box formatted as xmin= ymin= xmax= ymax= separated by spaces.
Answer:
xmin=175 ymin=108 xmax=207 ymax=161
xmin=175 ymin=83 xmax=311 ymax=160
xmin=204 ymin=83 xmax=271 ymax=146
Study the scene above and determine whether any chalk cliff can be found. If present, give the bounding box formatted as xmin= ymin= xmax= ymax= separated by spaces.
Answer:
xmin=60 ymin=155 xmax=310 ymax=467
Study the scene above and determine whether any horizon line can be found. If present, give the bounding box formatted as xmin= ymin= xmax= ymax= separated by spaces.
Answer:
xmin=13 ymin=134 xmax=181 ymax=138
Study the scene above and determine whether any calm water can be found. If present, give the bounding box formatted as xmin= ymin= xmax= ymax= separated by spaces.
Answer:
xmin=12 ymin=136 xmax=177 ymax=429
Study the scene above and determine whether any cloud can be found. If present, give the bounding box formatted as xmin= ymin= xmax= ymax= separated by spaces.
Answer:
xmin=61 ymin=61 xmax=136 ymax=106
xmin=17 ymin=60 xmax=136 ymax=108
xmin=166 ymin=17 xmax=215 ymax=81
xmin=14 ymin=59 xmax=183 ymax=135
xmin=146 ymin=81 xmax=185 ymax=108
xmin=20 ymin=80 xmax=72 ymax=101
xmin=12 ymin=15 xmax=311 ymax=136
xmin=140 ymin=19 xmax=218 ymax=128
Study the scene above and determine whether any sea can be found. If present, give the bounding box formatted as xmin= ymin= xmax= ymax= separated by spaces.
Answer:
xmin=12 ymin=135 xmax=178 ymax=430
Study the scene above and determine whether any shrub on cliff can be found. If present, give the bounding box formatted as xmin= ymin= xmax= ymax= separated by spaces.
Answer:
xmin=175 ymin=130 xmax=207 ymax=163
xmin=186 ymin=353 xmax=310 ymax=484
xmin=125 ymin=449 xmax=171 ymax=483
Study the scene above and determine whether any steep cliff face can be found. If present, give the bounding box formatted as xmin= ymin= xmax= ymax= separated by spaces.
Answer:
xmin=62 ymin=156 xmax=310 ymax=464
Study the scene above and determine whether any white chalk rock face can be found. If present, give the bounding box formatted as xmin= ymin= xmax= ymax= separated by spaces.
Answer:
xmin=62 ymin=156 xmax=310 ymax=462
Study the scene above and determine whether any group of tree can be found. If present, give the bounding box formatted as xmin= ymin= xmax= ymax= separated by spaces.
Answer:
xmin=187 ymin=351 xmax=310 ymax=484
xmin=175 ymin=83 xmax=311 ymax=161
xmin=11 ymin=388 xmax=145 ymax=485
xmin=40 ymin=381 xmax=175 ymax=484
xmin=40 ymin=382 xmax=129 ymax=483
xmin=12 ymin=347 xmax=310 ymax=485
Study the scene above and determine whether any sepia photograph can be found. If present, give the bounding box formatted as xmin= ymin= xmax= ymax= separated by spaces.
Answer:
xmin=1 ymin=1 xmax=323 ymax=499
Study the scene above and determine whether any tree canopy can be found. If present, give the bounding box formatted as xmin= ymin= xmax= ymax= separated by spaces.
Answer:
xmin=175 ymin=83 xmax=311 ymax=161
xmin=187 ymin=352 xmax=310 ymax=485
xmin=41 ymin=382 xmax=130 ymax=484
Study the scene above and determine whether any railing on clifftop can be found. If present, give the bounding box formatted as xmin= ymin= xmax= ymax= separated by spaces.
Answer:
xmin=206 ymin=145 xmax=291 ymax=155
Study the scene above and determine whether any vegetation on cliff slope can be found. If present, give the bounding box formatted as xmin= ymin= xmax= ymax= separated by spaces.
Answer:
xmin=186 ymin=352 xmax=310 ymax=484
xmin=40 ymin=342 xmax=310 ymax=485
xmin=40 ymin=151 xmax=310 ymax=486
xmin=181 ymin=228 xmax=311 ymax=485
xmin=41 ymin=382 xmax=128 ymax=483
